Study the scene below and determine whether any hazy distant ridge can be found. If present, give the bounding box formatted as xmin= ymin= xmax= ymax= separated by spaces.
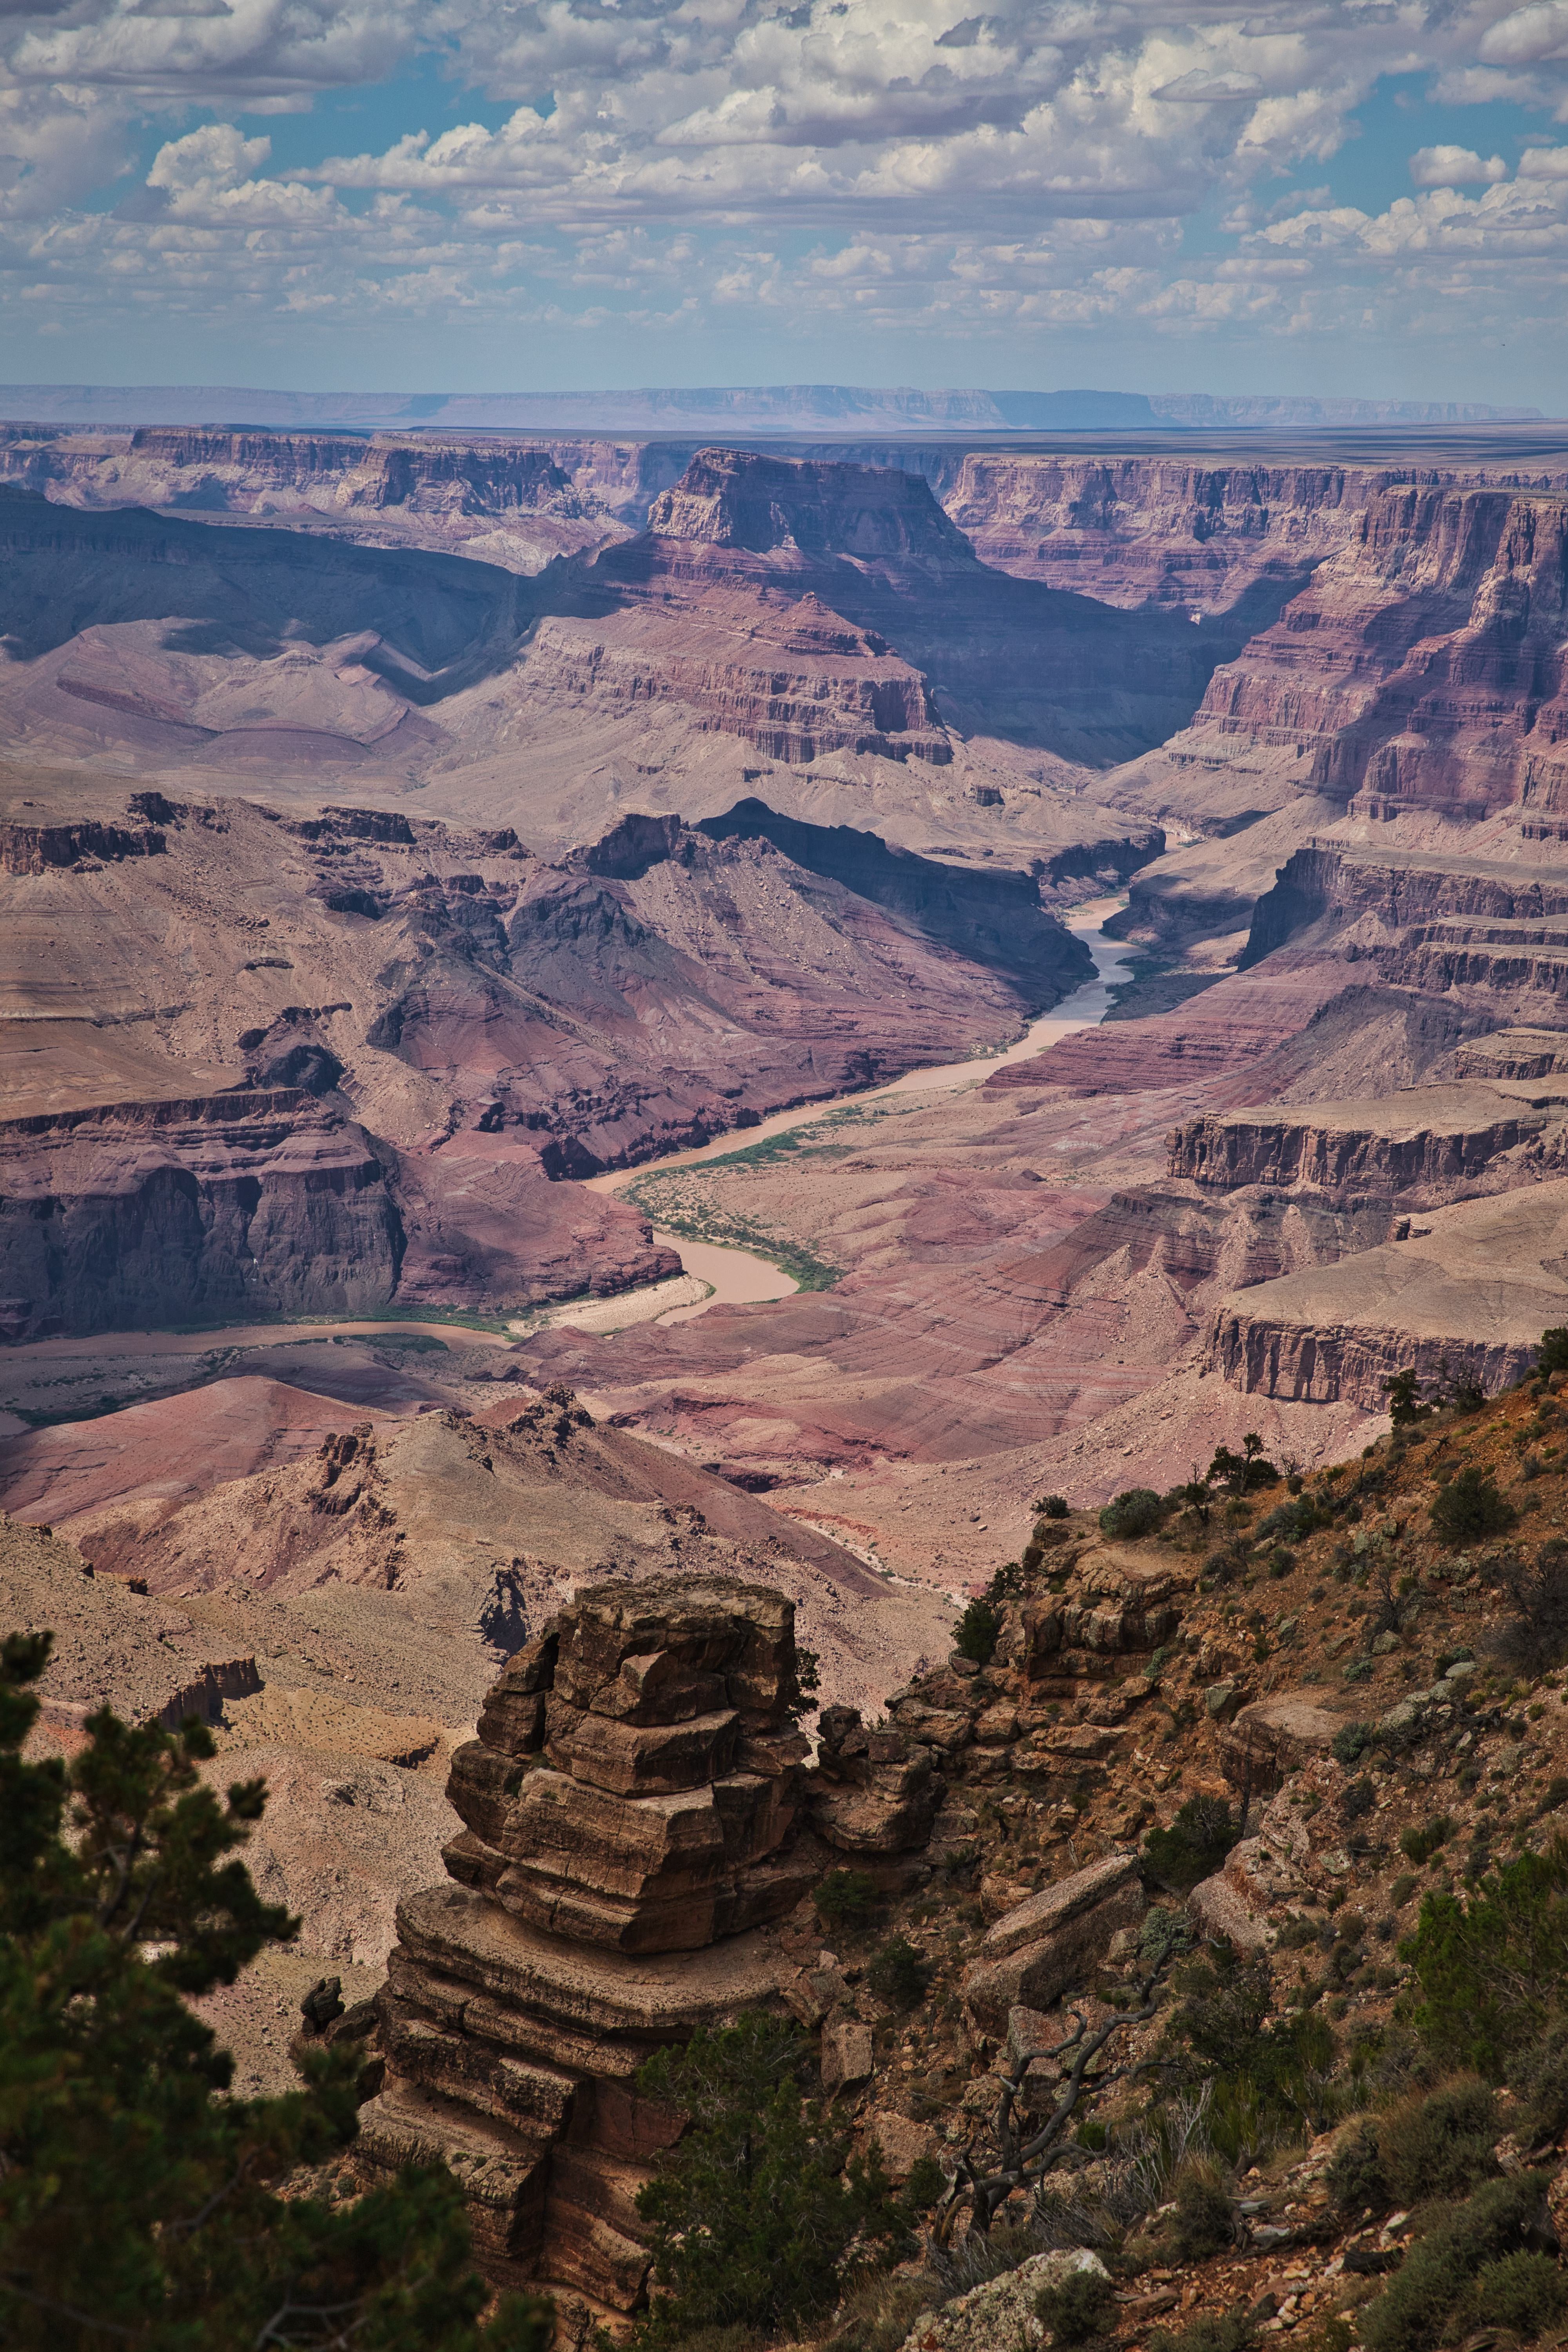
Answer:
xmin=0 ymin=384 xmax=1546 ymax=433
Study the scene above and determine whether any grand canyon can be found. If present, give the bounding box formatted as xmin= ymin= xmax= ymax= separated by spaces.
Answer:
xmin=11 ymin=401 xmax=1568 ymax=2338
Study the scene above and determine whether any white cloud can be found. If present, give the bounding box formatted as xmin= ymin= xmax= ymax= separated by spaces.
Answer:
xmin=1409 ymin=144 xmax=1508 ymax=185
xmin=1480 ymin=2 xmax=1568 ymax=67
xmin=6 ymin=0 xmax=1568 ymax=373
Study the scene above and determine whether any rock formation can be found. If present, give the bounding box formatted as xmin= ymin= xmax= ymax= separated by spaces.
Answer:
xmin=1201 ymin=1178 xmax=1568 ymax=1406
xmin=575 ymin=448 xmax=1261 ymax=766
xmin=358 ymin=1577 xmax=818 ymax=2318
xmin=0 ymin=779 xmax=1093 ymax=1337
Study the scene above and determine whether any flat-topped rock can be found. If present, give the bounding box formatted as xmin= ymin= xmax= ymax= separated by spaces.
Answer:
xmin=363 ymin=1575 xmax=834 ymax=2316
xmin=961 ymin=1852 xmax=1143 ymax=2037
xmin=1205 ymin=1179 xmax=1568 ymax=1406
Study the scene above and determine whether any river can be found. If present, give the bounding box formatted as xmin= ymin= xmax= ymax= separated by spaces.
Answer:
xmin=579 ymin=896 xmax=1132 ymax=1325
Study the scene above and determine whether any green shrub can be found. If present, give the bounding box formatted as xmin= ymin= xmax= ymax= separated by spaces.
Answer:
xmin=1169 ymin=2161 xmax=1234 ymax=2260
xmin=1537 ymin=1328 xmax=1568 ymax=1377
xmin=1163 ymin=1947 xmax=1337 ymax=2147
xmin=1402 ymin=1840 xmax=1568 ymax=2074
xmin=1037 ymin=1494 xmax=1070 ymax=1519
xmin=866 ymin=1936 xmax=931 ymax=2011
xmin=1429 ymin=1468 xmax=1517 ymax=1549
xmin=1329 ymin=2121 xmax=1389 ymax=2216
xmin=953 ymin=1599 xmax=1000 ymax=1663
xmin=1373 ymin=2079 xmax=1499 ymax=2207
xmin=1399 ymin=1817 xmax=1454 ymax=1867
xmin=1144 ymin=1795 xmax=1242 ymax=1892
xmin=1149 ymin=2312 xmax=1255 ymax=2352
xmin=1034 ymin=2266 xmax=1117 ymax=2346
xmin=1491 ymin=1539 xmax=1568 ymax=1675
xmin=1256 ymin=1495 xmax=1331 ymax=1543
xmin=0 ymin=1631 xmax=552 ymax=2352
xmin=831 ymin=2270 xmax=940 ymax=2352
xmin=1343 ymin=1777 xmax=1376 ymax=1822
xmin=1359 ymin=2175 xmax=1550 ymax=2352
xmin=815 ymin=1870 xmax=882 ymax=1931
xmin=1100 ymin=1488 xmax=1166 ymax=1541
xmin=633 ymin=2016 xmax=926 ymax=2342
xmin=1506 ymin=2020 xmax=1568 ymax=2150
xmin=1463 ymin=2249 xmax=1568 ymax=2337
xmin=1333 ymin=1723 xmax=1374 ymax=1766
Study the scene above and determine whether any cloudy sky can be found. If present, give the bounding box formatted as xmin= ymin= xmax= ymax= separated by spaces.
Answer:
xmin=7 ymin=0 xmax=1568 ymax=399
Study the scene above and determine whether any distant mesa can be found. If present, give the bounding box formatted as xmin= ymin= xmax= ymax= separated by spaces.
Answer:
xmin=0 ymin=381 xmax=1548 ymax=432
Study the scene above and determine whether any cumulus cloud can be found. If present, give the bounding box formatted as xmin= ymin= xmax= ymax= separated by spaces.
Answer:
xmin=1480 ymin=2 xmax=1568 ymax=67
xmin=1409 ymin=144 xmax=1508 ymax=185
xmin=5 ymin=0 xmax=1568 ymax=371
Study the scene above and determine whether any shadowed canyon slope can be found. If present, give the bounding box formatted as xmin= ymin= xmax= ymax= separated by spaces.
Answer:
xmin=0 ymin=775 xmax=1097 ymax=1340
xmin=24 ymin=427 xmax=1568 ymax=2130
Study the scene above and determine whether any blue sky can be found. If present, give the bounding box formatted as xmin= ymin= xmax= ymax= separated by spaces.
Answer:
xmin=6 ymin=2 xmax=1568 ymax=403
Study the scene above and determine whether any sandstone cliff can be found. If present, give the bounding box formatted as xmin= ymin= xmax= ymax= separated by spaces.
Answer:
xmin=0 ymin=780 xmax=1089 ymax=1335
xmin=1163 ymin=485 xmax=1568 ymax=823
xmin=359 ymin=1579 xmax=822 ymax=2309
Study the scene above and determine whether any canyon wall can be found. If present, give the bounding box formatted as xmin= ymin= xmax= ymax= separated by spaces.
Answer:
xmin=1169 ymin=486 xmax=1568 ymax=823
xmin=0 ymin=784 xmax=1092 ymax=1336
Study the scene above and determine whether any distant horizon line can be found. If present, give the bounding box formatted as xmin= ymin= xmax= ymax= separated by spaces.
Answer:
xmin=0 ymin=381 xmax=1552 ymax=436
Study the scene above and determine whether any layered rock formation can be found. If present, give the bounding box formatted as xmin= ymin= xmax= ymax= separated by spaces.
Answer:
xmin=1169 ymin=1079 xmax=1568 ymax=1205
xmin=0 ymin=1087 xmax=401 ymax=1341
xmin=1201 ymin=1179 xmax=1568 ymax=1405
xmin=942 ymin=456 xmax=1383 ymax=611
xmin=0 ymin=427 xmax=651 ymax=572
xmin=1165 ymin=486 xmax=1568 ymax=822
xmin=359 ymin=1577 xmax=815 ymax=2313
xmin=570 ymin=449 xmax=1271 ymax=768
xmin=520 ymin=590 xmax=951 ymax=766
xmin=0 ymin=778 xmax=1092 ymax=1335
xmin=1242 ymin=840 xmax=1568 ymax=1014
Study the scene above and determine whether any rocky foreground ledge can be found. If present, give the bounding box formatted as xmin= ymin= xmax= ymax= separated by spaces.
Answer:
xmin=319 ymin=1372 xmax=1568 ymax=2352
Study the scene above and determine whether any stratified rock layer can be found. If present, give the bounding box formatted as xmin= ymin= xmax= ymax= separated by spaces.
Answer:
xmin=358 ymin=1577 xmax=817 ymax=2319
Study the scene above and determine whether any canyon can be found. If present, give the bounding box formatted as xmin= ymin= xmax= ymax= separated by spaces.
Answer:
xmin=15 ymin=418 xmax=1568 ymax=2211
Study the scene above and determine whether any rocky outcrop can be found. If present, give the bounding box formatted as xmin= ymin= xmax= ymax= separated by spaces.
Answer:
xmin=0 ymin=1088 xmax=402 ymax=1341
xmin=1168 ymin=1083 xmax=1568 ymax=1203
xmin=0 ymin=815 xmax=166 ymax=873
xmin=960 ymin=1852 xmax=1143 ymax=2038
xmin=942 ymin=456 xmax=1382 ymax=611
xmin=359 ymin=1577 xmax=817 ymax=2315
xmin=1202 ymin=1178 xmax=1568 ymax=1404
xmin=0 ymin=428 xmax=645 ymax=572
xmin=581 ymin=448 xmax=1271 ymax=768
xmin=811 ymin=1702 xmax=942 ymax=1860
xmin=1177 ymin=486 xmax=1568 ymax=820
xmin=519 ymin=590 xmax=952 ymax=765
xmin=1242 ymin=842 xmax=1568 ymax=973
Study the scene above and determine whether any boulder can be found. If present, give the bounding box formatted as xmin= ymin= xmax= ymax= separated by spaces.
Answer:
xmin=822 ymin=2015 xmax=875 ymax=2096
xmin=861 ymin=2110 xmax=938 ymax=2182
xmin=897 ymin=2250 xmax=1110 ymax=2352
xmin=961 ymin=1852 xmax=1144 ymax=2037
xmin=1218 ymin=1685 xmax=1360 ymax=1791
xmin=363 ymin=1578 xmax=815 ymax=2313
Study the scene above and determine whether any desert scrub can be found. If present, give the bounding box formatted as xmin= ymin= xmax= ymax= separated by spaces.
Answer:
xmin=1428 ymin=1467 xmax=1517 ymax=1548
xmin=1358 ymin=2174 xmax=1553 ymax=2352
xmin=1144 ymin=1796 xmax=1243 ymax=1893
xmin=1035 ymin=2266 xmax=1117 ymax=2346
xmin=814 ymin=1869 xmax=882 ymax=1931
xmin=1149 ymin=2312 xmax=1256 ymax=2352
xmin=1168 ymin=2159 xmax=1235 ymax=2260
xmin=1328 ymin=2080 xmax=1499 ymax=2215
xmin=1100 ymin=1487 xmax=1167 ymax=1540
xmin=1401 ymin=1839 xmax=1568 ymax=2072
